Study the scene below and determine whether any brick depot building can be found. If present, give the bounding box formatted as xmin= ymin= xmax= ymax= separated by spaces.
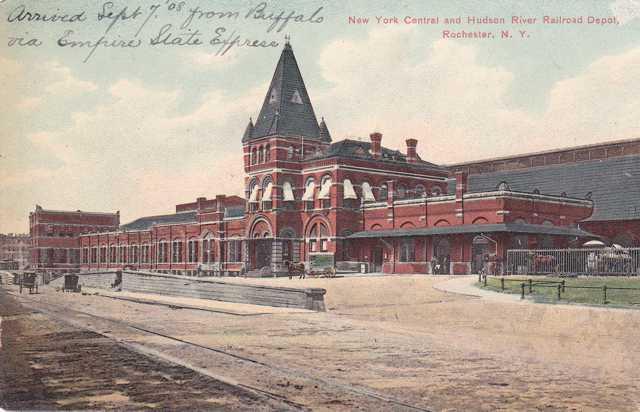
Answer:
xmin=35 ymin=42 xmax=637 ymax=276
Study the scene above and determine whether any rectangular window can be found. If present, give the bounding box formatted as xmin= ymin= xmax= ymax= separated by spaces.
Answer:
xmin=82 ymin=248 xmax=89 ymax=264
xmin=130 ymin=246 xmax=138 ymax=264
xmin=100 ymin=247 xmax=107 ymax=263
xmin=228 ymin=240 xmax=242 ymax=262
xmin=187 ymin=240 xmax=199 ymax=263
xmin=320 ymin=239 xmax=328 ymax=252
xmin=91 ymin=247 xmax=98 ymax=264
xmin=172 ymin=241 xmax=183 ymax=263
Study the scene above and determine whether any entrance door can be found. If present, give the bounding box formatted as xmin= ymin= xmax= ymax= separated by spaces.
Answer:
xmin=471 ymin=236 xmax=490 ymax=274
xmin=254 ymin=239 xmax=272 ymax=270
xmin=372 ymin=247 xmax=383 ymax=272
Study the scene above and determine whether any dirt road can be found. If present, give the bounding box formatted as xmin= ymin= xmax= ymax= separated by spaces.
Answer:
xmin=2 ymin=275 xmax=639 ymax=411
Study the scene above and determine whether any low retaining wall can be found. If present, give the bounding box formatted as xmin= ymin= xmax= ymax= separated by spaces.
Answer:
xmin=51 ymin=271 xmax=326 ymax=311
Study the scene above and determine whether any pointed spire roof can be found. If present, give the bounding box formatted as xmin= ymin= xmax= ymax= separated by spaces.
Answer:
xmin=242 ymin=118 xmax=254 ymax=142
xmin=319 ymin=117 xmax=331 ymax=142
xmin=250 ymin=41 xmax=324 ymax=141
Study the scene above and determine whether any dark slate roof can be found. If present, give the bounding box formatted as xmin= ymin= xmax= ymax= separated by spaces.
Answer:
xmin=452 ymin=155 xmax=640 ymax=222
xmin=326 ymin=139 xmax=447 ymax=171
xmin=248 ymin=42 xmax=323 ymax=142
xmin=349 ymin=223 xmax=598 ymax=239
xmin=120 ymin=211 xmax=197 ymax=231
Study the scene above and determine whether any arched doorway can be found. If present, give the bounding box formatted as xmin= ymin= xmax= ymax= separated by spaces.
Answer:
xmin=432 ymin=238 xmax=451 ymax=274
xmin=249 ymin=218 xmax=273 ymax=271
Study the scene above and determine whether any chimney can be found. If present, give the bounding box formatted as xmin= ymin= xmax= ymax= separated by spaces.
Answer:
xmin=370 ymin=132 xmax=382 ymax=159
xmin=454 ymin=171 xmax=467 ymax=224
xmin=406 ymin=138 xmax=418 ymax=163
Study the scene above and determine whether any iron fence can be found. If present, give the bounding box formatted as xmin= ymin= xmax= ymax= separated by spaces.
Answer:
xmin=506 ymin=247 xmax=640 ymax=276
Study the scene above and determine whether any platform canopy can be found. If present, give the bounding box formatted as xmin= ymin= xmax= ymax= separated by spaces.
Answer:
xmin=348 ymin=223 xmax=600 ymax=239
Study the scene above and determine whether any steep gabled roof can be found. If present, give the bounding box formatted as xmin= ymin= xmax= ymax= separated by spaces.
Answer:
xmin=248 ymin=42 xmax=324 ymax=142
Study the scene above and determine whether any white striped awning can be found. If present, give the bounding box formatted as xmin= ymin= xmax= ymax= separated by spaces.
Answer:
xmin=261 ymin=182 xmax=273 ymax=202
xmin=361 ymin=182 xmax=376 ymax=202
xmin=282 ymin=181 xmax=295 ymax=201
xmin=248 ymin=185 xmax=259 ymax=203
xmin=301 ymin=181 xmax=316 ymax=201
xmin=343 ymin=179 xmax=357 ymax=199
xmin=318 ymin=178 xmax=332 ymax=199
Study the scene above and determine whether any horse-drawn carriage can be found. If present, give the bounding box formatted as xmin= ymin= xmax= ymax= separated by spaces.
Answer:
xmin=285 ymin=261 xmax=337 ymax=279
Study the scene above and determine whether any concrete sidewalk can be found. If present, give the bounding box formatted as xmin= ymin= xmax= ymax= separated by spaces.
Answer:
xmin=433 ymin=275 xmax=526 ymax=303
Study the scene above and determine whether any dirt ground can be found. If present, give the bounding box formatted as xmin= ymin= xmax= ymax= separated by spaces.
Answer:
xmin=2 ymin=275 xmax=639 ymax=411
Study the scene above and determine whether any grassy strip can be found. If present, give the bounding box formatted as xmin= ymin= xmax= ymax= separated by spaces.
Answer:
xmin=480 ymin=276 xmax=640 ymax=306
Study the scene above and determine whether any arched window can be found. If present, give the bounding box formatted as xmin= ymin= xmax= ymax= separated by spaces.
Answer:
xmin=319 ymin=175 xmax=332 ymax=208
xmin=262 ymin=176 xmax=273 ymax=210
xmin=309 ymin=222 xmax=330 ymax=252
xmin=251 ymin=147 xmax=257 ymax=165
xmin=187 ymin=238 xmax=199 ymax=263
xmin=258 ymin=146 xmax=264 ymax=163
xmin=415 ymin=184 xmax=426 ymax=198
xmin=431 ymin=186 xmax=442 ymax=197
xmin=265 ymin=144 xmax=271 ymax=161
xmin=287 ymin=146 xmax=294 ymax=159
xmin=302 ymin=177 xmax=316 ymax=210
xmin=248 ymin=178 xmax=260 ymax=212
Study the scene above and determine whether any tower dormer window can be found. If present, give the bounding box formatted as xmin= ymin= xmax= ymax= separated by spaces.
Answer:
xmin=269 ymin=89 xmax=278 ymax=104
xmin=291 ymin=90 xmax=303 ymax=104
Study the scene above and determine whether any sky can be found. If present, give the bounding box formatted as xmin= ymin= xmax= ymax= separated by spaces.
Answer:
xmin=1 ymin=0 xmax=640 ymax=233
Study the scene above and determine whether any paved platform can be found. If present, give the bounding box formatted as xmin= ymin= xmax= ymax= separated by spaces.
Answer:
xmin=432 ymin=275 xmax=526 ymax=303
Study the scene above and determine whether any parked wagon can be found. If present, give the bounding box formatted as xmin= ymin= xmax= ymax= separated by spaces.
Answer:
xmin=19 ymin=272 xmax=38 ymax=294
xmin=62 ymin=274 xmax=81 ymax=293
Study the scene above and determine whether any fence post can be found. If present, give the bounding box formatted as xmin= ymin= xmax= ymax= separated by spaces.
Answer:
xmin=521 ymin=283 xmax=525 ymax=299
xmin=603 ymin=285 xmax=607 ymax=304
xmin=501 ymin=277 xmax=505 ymax=291
xmin=561 ymin=279 xmax=565 ymax=293
xmin=557 ymin=284 xmax=561 ymax=300
xmin=528 ymin=278 xmax=533 ymax=294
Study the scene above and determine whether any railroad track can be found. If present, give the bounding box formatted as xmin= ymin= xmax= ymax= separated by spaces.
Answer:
xmin=11 ymin=292 xmax=433 ymax=412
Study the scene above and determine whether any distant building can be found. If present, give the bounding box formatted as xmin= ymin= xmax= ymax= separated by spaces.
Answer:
xmin=29 ymin=206 xmax=119 ymax=273
xmin=0 ymin=233 xmax=30 ymax=269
